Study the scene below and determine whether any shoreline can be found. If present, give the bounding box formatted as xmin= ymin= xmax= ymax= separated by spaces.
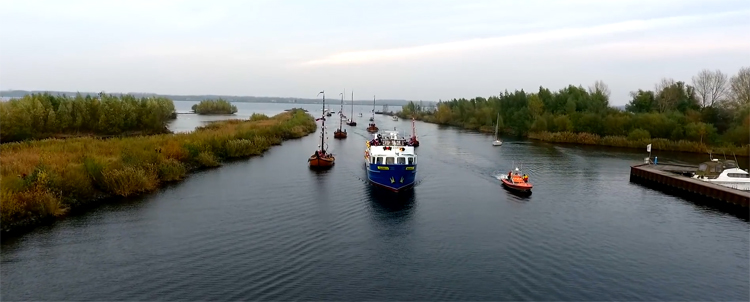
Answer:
xmin=0 ymin=109 xmax=317 ymax=236
xmin=402 ymin=114 xmax=749 ymax=157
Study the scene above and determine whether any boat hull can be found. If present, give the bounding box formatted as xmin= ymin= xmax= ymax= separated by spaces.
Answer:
xmin=347 ymin=121 xmax=357 ymax=126
xmin=334 ymin=130 xmax=347 ymax=139
xmin=309 ymin=155 xmax=335 ymax=168
xmin=365 ymin=163 xmax=417 ymax=192
xmin=500 ymin=176 xmax=532 ymax=192
xmin=367 ymin=126 xmax=379 ymax=133
xmin=492 ymin=140 xmax=502 ymax=146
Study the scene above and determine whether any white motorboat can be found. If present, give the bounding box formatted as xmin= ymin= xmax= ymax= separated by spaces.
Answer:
xmin=692 ymin=157 xmax=750 ymax=191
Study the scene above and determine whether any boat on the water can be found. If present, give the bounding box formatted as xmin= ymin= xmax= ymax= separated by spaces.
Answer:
xmin=346 ymin=91 xmax=357 ymax=126
xmin=407 ymin=117 xmax=419 ymax=147
xmin=499 ymin=167 xmax=532 ymax=192
xmin=392 ymin=115 xmax=398 ymax=121
xmin=492 ymin=113 xmax=502 ymax=146
xmin=692 ymin=156 xmax=750 ymax=191
xmin=309 ymin=91 xmax=335 ymax=169
xmin=358 ymin=113 xmax=363 ymax=117
xmin=364 ymin=130 xmax=417 ymax=192
xmin=334 ymin=90 xmax=347 ymax=139
xmin=367 ymin=95 xmax=379 ymax=133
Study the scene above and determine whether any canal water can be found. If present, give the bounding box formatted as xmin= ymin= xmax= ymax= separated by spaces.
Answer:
xmin=2 ymin=102 xmax=748 ymax=301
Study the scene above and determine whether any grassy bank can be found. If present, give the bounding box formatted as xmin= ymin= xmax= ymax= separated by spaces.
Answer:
xmin=528 ymin=131 xmax=750 ymax=156
xmin=0 ymin=109 xmax=316 ymax=234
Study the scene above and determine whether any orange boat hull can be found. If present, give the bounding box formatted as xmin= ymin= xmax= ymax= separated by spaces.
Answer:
xmin=500 ymin=176 xmax=532 ymax=192
xmin=367 ymin=126 xmax=378 ymax=133
xmin=309 ymin=155 xmax=335 ymax=168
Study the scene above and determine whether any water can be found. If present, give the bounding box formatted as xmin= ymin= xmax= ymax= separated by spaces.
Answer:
xmin=2 ymin=103 xmax=748 ymax=301
xmin=168 ymin=100 xmax=393 ymax=133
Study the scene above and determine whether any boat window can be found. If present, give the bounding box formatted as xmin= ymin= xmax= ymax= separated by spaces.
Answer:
xmin=386 ymin=157 xmax=395 ymax=164
xmin=698 ymin=164 xmax=707 ymax=171
xmin=397 ymin=157 xmax=406 ymax=164
xmin=728 ymin=173 xmax=750 ymax=178
xmin=370 ymin=157 xmax=375 ymax=164
xmin=710 ymin=165 xmax=718 ymax=172
xmin=376 ymin=157 xmax=383 ymax=164
xmin=407 ymin=157 xmax=414 ymax=165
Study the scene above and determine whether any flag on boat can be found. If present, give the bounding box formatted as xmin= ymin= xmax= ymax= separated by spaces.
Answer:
xmin=315 ymin=117 xmax=325 ymax=121
xmin=646 ymin=144 xmax=651 ymax=152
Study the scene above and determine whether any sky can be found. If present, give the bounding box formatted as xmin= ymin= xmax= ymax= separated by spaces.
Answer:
xmin=0 ymin=0 xmax=749 ymax=105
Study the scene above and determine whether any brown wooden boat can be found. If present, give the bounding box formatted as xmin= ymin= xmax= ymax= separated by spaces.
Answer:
xmin=366 ymin=95 xmax=378 ymax=133
xmin=309 ymin=151 xmax=335 ymax=168
xmin=334 ymin=90 xmax=347 ymax=139
xmin=334 ymin=129 xmax=347 ymax=139
xmin=309 ymin=91 xmax=335 ymax=169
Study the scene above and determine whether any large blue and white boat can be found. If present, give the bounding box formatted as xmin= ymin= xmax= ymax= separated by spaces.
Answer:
xmin=364 ymin=130 xmax=418 ymax=192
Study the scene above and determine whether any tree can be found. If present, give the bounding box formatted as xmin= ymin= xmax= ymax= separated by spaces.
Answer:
xmin=692 ymin=69 xmax=729 ymax=107
xmin=588 ymin=80 xmax=611 ymax=99
xmin=527 ymin=93 xmax=544 ymax=118
xmin=729 ymin=66 xmax=750 ymax=106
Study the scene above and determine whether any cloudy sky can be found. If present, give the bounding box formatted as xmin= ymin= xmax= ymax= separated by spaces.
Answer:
xmin=1 ymin=0 xmax=748 ymax=105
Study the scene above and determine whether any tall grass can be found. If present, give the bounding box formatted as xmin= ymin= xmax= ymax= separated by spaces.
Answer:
xmin=0 ymin=109 xmax=316 ymax=234
xmin=0 ymin=92 xmax=176 ymax=143
xmin=528 ymin=131 xmax=750 ymax=157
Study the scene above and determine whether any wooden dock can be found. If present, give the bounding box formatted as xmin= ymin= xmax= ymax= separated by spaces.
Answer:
xmin=630 ymin=163 xmax=750 ymax=207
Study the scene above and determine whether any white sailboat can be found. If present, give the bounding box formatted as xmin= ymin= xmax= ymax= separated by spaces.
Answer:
xmin=492 ymin=113 xmax=502 ymax=146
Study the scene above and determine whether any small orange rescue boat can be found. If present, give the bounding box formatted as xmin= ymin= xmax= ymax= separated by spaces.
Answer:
xmin=500 ymin=167 xmax=532 ymax=192
xmin=309 ymin=150 xmax=335 ymax=168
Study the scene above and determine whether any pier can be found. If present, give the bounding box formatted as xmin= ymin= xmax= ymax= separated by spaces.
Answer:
xmin=629 ymin=163 xmax=750 ymax=208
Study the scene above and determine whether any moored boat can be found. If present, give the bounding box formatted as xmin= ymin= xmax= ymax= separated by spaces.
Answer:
xmin=309 ymin=91 xmax=335 ymax=169
xmin=365 ymin=130 xmax=417 ymax=192
xmin=392 ymin=115 xmax=398 ymax=121
xmin=692 ymin=156 xmax=750 ymax=191
xmin=499 ymin=167 xmax=532 ymax=192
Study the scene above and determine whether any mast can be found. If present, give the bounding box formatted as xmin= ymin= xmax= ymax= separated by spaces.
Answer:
xmin=339 ymin=89 xmax=344 ymax=131
xmin=495 ymin=113 xmax=499 ymax=140
xmin=318 ymin=91 xmax=325 ymax=151
xmin=372 ymin=95 xmax=376 ymax=120
xmin=350 ymin=90 xmax=354 ymax=121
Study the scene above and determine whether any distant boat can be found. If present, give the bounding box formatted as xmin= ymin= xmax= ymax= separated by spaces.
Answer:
xmin=309 ymin=91 xmax=335 ymax=169
xmin=334 ymin=90 xmax=347 ymax=139
xmin=392 ymin=115 xmax=398 ymax=121
xmin=358 ymin=113 xmax=363 ymax=117
xmin=346 ymin=91 xmax=357 ymax=126
xmin=365 ymin=129 xmax=417 ymax=192
xmin=492 ymin=113 xmax=502 ymax=146
xmin=367 ymin=95 xmax=379 ymax=133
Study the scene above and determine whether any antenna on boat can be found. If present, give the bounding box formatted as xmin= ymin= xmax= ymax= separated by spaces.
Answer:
xmin=723 ymin=151 xmax=727 ymax=160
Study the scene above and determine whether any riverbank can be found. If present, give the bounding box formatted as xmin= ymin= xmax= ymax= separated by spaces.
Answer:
xmin=0 ymin=109 xmax=317 ymax=235
xmin=528 ymin=131 xmax=749 ymax=157
xmin=402 ymin=112 xmax=748 ymax=157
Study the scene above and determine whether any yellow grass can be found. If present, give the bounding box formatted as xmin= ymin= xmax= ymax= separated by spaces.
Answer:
xmin=0 ymin=109 xmax=317 ymax=233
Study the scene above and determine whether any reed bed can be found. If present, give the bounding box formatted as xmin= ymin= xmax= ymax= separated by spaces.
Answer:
xmin=0 ymin=109 xmax=316 ymax=234
xmin=528 ymin=131 xmax=750 ymax=156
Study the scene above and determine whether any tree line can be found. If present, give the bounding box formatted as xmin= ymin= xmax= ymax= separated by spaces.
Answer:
xmin=399 ymin=67 xmax=749 ymax=152
xmin=0 ymin=92 xmax=176 ymax=143
xmin=191 ymin=98 xmax=238 ymax=115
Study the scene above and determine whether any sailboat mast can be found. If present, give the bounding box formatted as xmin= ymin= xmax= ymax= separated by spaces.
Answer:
xmin=372 ymin=95 xmax=375 ymax=119
xmin=321 ymin=93 xmax=325 ymax=151
xmin=339 ymin=89 xmax=344 ymax=131
xmin=351 ymin=91 xmax=354 ymax=119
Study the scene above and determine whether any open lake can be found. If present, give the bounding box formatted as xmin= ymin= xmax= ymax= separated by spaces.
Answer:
xmin=2 ymin=101 xmax=747 ymax=301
